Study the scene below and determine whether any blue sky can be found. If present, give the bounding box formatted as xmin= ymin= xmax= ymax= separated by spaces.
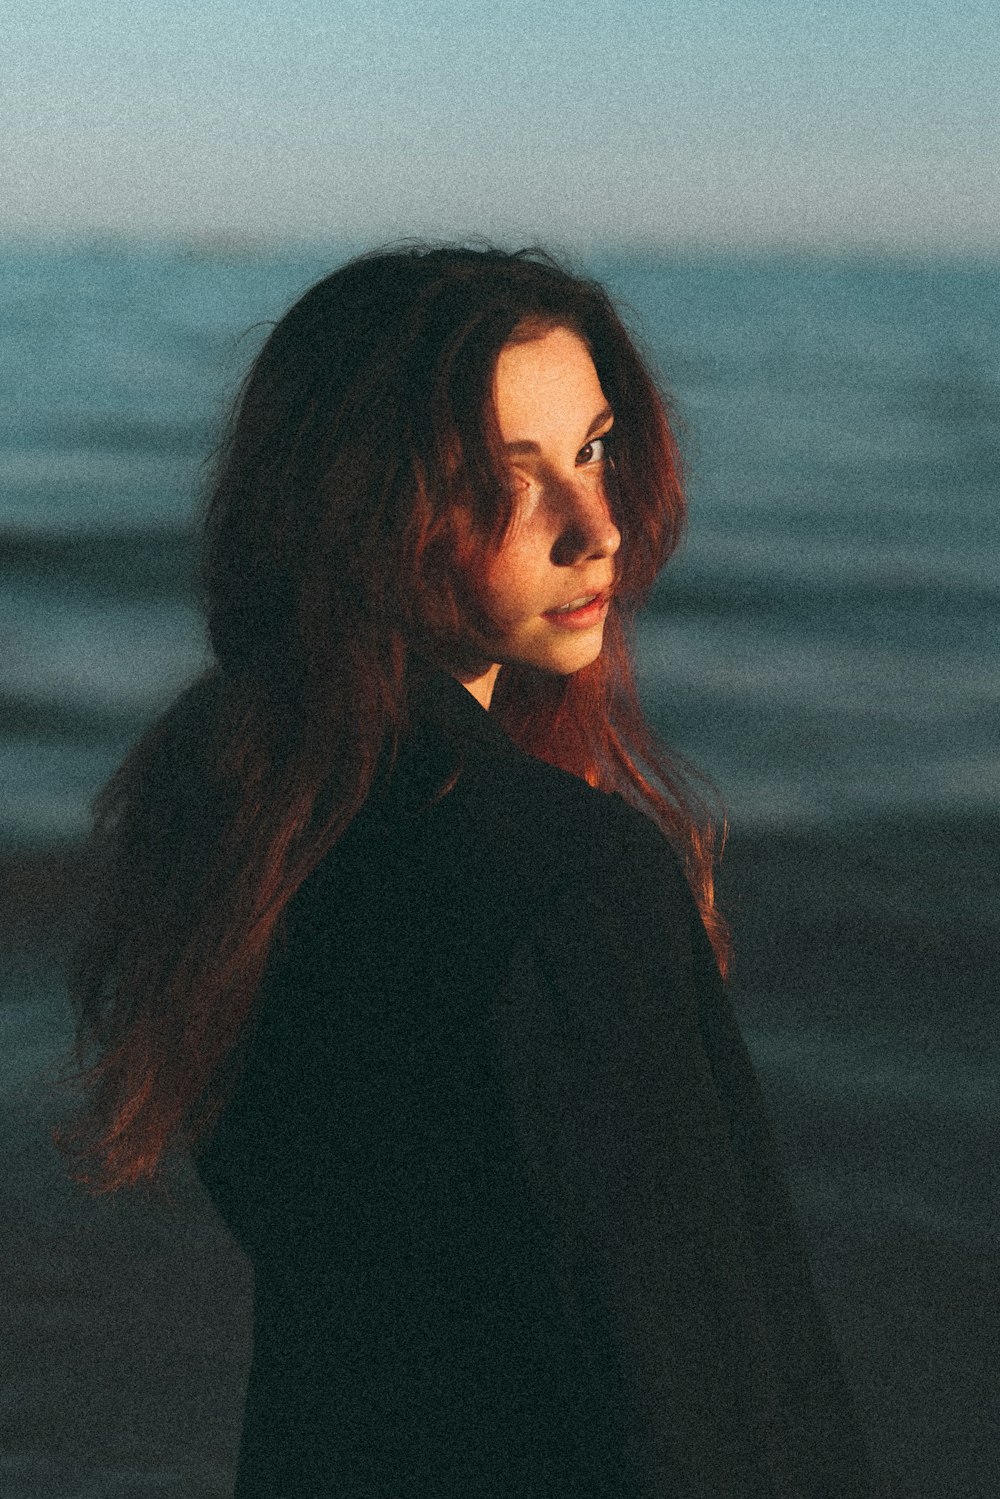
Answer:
xmin=3 ymin=0 xmax=997 ymax=251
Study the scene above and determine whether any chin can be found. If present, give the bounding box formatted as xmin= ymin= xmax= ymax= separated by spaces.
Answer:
xmin=536 ymin=631 xmax=606 ymax=678
xmin=491 ymin=618 xmax=608 ymax=681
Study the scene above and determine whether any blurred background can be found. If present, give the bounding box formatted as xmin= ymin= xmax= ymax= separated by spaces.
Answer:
xmin=2 ymin=2 xmax=998 ymax=1496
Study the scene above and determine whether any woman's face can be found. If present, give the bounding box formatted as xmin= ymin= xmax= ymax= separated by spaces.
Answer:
xmin=459 ymin=325 xmax=621 ymax=708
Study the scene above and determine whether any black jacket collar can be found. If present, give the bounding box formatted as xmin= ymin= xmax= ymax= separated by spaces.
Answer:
xmin=408 ymin=663 xmax=523 ymax=762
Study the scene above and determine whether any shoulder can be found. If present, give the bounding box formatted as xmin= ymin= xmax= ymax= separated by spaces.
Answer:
xmin=426 ymin=742 xmax=696 ymax=934
xmin=298 ymin=724 xmax=699 ymax=970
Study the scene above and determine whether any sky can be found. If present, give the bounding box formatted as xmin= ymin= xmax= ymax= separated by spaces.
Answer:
xmin=2 ymin=0 xmax=998 ymax=253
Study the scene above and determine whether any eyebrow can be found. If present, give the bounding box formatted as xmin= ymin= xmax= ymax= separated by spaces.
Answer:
xmin=503 ymin=404 xmax=614 ymax=456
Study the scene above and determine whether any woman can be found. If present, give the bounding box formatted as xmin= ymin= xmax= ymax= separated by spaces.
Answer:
xmin=56 ymin=243 xmax=879 ymax=1496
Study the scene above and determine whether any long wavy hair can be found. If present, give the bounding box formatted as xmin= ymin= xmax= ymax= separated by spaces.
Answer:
xmin=52 ymin=240 xmax=729 ymax=1198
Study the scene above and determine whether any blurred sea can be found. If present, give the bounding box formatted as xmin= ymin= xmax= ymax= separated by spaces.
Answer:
xmin=2 ymin=239 xmax=999 ymax=1494
xmin=1 ymin=239 xmax=998 ymax=845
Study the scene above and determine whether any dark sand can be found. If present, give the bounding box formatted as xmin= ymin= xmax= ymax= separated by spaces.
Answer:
xmin=2 ymin=817 xmax=997 ymax=1497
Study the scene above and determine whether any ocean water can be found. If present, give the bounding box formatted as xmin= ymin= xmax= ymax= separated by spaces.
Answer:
xmin=4 ymin=242 xmax=999 ymax=1498
xmin=2 ymin=239 xmax=998 ymax=845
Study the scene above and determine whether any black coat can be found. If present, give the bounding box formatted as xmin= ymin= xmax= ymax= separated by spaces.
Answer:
xmin=194 ymin=667 xmax=877 ymax=1498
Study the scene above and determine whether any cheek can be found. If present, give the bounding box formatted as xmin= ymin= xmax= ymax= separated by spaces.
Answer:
xmin=481 ymin=543 xmax=540 ymax=625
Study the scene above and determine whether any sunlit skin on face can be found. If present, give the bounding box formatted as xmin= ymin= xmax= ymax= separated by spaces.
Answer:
xmin=455 ymin=326 xmax=621 ymax=709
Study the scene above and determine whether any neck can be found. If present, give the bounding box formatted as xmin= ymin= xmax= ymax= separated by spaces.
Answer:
xmin=451 ymin=663 xmax=500 ymax=710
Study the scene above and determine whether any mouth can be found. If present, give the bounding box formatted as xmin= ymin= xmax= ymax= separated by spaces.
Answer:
xmin=549 ymin=592 xmax=601 ymax=614
xmin=541 ymin=589 xmax=611 ymax=628
xmin=546 ymin=587 xmax=610 ymax=613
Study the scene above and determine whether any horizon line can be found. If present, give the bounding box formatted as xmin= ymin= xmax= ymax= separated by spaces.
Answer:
xmin=2 ymin=225 xmax=998 ymax=268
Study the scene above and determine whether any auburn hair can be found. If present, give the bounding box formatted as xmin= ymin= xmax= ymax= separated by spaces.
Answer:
xmin=51 ymin=241 xmax=730 ymax=1198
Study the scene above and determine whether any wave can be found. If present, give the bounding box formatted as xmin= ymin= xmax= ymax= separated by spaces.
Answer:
xmin=0 ymin=689 xmax=142 ymax=745
xmin=14 ymin=415 xmax=216 ymax=457
xmin=653 ymin=552 xmax=1000 ymax=624
xmin=0 ymin=524 xmax=199 ymax=598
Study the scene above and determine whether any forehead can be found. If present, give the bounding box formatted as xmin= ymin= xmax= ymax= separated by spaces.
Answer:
xmin=492 ymin=326 xmax=607 ymax=441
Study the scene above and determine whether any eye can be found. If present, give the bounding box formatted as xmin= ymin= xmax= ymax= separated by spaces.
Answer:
xmin=577 ymin=429 xmax=613 ymax=467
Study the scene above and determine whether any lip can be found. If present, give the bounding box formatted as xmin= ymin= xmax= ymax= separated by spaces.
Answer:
xmin=541 ymin=589 xmax=611 ymax=629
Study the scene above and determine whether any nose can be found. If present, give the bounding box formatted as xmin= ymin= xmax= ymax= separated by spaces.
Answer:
xmin=550 ymin=474 xmax=621 ymax=567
